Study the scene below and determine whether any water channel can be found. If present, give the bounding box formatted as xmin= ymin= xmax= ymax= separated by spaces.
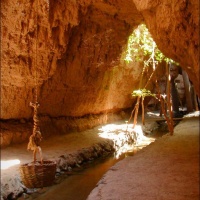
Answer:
xmin=26 ymin=127 xmax=166 ymax=200
xmin=34 ymin=152 xmax=134 ymax=200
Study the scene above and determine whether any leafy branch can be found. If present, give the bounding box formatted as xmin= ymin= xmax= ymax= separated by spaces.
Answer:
xmin=132 ymin=89 xmax=156 ymax=98
xmin=126 ymin=24 xmax=176 ymax=134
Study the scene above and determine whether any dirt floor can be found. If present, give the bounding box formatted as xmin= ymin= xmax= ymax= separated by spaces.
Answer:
xmin=87 ymin=113 xmax=200 ymax=200
xmin=1 ymin=111 xmax=199 ymax=200
xmin=1 ymin=125 xmax=113 ymax=199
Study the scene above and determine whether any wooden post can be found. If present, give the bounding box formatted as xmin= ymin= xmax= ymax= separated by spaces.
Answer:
xmin=182 ymin=69 xmax=194 ymax=113
xmin=193 ymin=90 xmax=199 ymax=111
xmin=133 ymin=96 xmax=141 ymax=128
xmin=169 ymin=64 xmax=180 ymax=117
xmin=166 ymin=63 xmax=174 ymax=135
xmin=141 ymin=96 xmax=145 ymax=125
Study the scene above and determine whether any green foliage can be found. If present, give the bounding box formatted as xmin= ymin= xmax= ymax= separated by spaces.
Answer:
xmin=132 ymin=89 xmax=156 ymax=98
xmin=125 ymin=24 xmax=176 ymax=65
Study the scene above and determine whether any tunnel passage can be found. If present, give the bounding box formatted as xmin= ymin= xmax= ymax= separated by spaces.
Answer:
xmin=1 ymin=0 xmax=199 ymax=147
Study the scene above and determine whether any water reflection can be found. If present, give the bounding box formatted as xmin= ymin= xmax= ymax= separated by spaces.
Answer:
xmin=29 ymin=124 xmax=165 ymax=200
xmin=34 ymin=154 xmax=126 ymax=200
xmin=33 ymin=146 xmax=152 ymax=200
xmin=98 ymin=123 xmax=156 ymax=158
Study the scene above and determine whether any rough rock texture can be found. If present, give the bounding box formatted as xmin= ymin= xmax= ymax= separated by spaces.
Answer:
xmin=1 ymin=0 xmax=199 ymax=146
xmin=0 ymin=112 xmax=129 ymax=147
xmin=87 ymin=115 xmax=200 ymax=200
xmin=1 ymin=120 xmax=143 ymax=199
xmin=133 ymin=0 xmax=199 ymax=95
xmin=1 ymin=0 xmax=143 ymax=119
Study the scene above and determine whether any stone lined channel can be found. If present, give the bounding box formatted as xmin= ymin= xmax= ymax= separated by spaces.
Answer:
xmin=24 ymin=151 xmax=137 ymax=200
xmin=16 ymin=119 xmax=168 ymax=200
xmin=20 ymin=132 xmax=164 ymax=200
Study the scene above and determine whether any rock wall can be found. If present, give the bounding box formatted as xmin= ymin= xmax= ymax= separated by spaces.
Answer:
xmin=1 ymin=0 xmax=143 ymax=119
xmin=1 ymin=0 xmax=199 ymax=146
xmin=133 ymin=0 xmax=199 ymax=95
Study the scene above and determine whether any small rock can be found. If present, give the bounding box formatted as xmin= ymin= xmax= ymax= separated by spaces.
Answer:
xmin=68 ymin=166 xmax=72 ymax=171
xmin=20 ymin=119 xmax=26 ymax=124
xmin=56 ymin=168 xmax=61 ymax=173
xmin=26 ymin=188 xmax=36 ymax=194
xmin=75 ymin=163 xmax=81 ymax=168
xmin=37 ymin=188 xmax=48 ymax=194
xmin=23 ymin=193 xmax=30 ymax=199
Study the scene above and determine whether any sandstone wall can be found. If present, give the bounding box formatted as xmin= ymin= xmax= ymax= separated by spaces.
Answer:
xmin=133 ymin=0 xmax=199 ymax=95
xmin=1 ymin=0 xmax=199 ymax=126
xmin=1 ymin=0 xmax=143 ymax=119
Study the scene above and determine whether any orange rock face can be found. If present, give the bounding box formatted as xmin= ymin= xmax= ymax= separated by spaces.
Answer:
xmin=1 ymin=0 xmax=143 ymax=119
xmin=1 ymin=0 xmax=199 ymax=121
xmin=133 ymin=0 xmax=199 ymax=95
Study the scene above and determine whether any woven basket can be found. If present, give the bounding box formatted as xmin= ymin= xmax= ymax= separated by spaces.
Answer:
xmin=20 ymin=160 xmax=57 ymax=188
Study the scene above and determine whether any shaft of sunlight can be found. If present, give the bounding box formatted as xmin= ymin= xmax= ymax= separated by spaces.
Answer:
xmin=1 ymin=159 xmax=21 ymax=170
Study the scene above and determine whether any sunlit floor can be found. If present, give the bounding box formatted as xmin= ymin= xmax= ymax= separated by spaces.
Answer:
xmin=1 ymin=159 xmax=21 ymax=170
xmin=98 ymin=122 xmax=156 ymax=158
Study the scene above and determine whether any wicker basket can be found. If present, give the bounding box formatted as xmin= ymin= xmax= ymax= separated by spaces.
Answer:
xmin=20 ymin=160 xmax=57 ymax=188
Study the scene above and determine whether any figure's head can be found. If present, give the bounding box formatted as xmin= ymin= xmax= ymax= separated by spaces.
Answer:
xmin=170 ymin=64 xmax=179 ymax=80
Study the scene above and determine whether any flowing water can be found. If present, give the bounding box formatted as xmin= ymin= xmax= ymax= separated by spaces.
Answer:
xmin=28 ymin=151 xmax=137 ymax=200
xmin=25 ymin=128 xmax=166 ymax=200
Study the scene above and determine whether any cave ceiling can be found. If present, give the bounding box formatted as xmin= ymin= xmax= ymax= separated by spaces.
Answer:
xmin=1 ymin=0 xmax=199 ymax=119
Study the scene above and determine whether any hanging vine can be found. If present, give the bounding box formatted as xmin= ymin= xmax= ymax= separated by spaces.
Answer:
xmin=125 ymin=24 xmax=178 ymax=135
xmin=27 ymin=0 xmax=43 ymax=163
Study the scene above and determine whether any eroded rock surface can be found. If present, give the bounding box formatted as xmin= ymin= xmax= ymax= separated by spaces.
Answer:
xmin=133 ymin=0 xmax=199 ymax=94
xmin=1 ymin=0 xmax=199 ymax=146
xmin=1 ymin=0 xmax=143 ymax=119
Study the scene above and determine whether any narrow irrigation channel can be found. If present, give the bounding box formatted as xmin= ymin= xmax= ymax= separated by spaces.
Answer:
xmin=26 ymin=151 xmax=137 ymax=200
xmin=23 ymin=133 xmax=164 ymax=200
xmin=17 ymin=119 xmax=169 ymax=200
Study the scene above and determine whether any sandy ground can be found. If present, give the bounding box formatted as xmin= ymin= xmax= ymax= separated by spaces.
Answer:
xmin=1 ymin=125 xmax=110 ymax=192
xmin=87 ymin=113 xmax=200 ymax=200
xmin=1 ymin=112 xmax=199 ymax=200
